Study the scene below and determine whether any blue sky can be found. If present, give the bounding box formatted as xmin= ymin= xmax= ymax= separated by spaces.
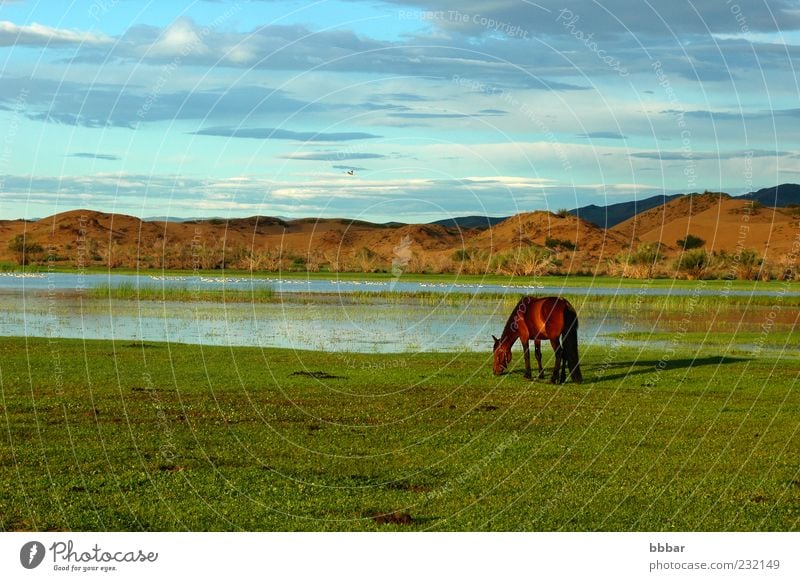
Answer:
xmin=1 ymin=0 xmax=799 ymax=221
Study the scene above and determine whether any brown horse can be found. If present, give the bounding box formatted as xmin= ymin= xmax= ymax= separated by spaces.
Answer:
xmin=492 ymin=296 xmax=582 ymax=384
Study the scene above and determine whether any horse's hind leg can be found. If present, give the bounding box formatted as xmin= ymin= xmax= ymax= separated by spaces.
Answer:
xmin=534 ymin=340 xmax=544 ymax=379
xmin=549 ymin=339 xmax=563 ymax=384
xmin=522 ymin=339 xmax=532 ymax=380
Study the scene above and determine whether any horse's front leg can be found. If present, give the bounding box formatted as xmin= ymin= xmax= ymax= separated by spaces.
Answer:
xmin=522 ymin=339 xmax=532 ymax=380
xmin=549 ymin=338 xmax=563 ymax=384
xmin=534 ymin=340 xmax=544 ymax=379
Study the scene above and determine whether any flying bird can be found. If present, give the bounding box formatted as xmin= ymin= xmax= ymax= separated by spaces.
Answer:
xmin=346 ymin=169 xmax=354 ymax=176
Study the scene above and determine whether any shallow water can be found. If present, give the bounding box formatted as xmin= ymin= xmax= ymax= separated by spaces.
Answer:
xmin=0 ymin=272 xmax=795 ymax=353
xmin=0 ymin=271 xmax=794 ymax=297
xmin=0 ymin=293 xmax=639 ymax=353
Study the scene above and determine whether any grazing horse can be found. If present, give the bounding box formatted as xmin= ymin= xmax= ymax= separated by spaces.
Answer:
xmin=492 ymin=296 xmax=582 ymax=384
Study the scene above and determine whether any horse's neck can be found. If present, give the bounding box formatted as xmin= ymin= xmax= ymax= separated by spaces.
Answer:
xmin=500 ymin=327 xmax=518 ymax=348
xmin=500 ymin=300 xmax=525 ymax=346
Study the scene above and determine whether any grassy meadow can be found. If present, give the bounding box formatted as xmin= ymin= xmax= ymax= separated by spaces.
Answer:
xmin=4 ymin=262 xmax=793 ymax=290
xmin=1 ymin=330 xmax=798 ymax=531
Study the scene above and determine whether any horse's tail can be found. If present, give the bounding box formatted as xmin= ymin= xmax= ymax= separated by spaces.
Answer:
xmin=562 ymin=300 xmax=582 ymax=384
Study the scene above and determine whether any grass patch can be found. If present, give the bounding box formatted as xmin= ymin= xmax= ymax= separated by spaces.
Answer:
xmin=88 ymin=282 xmax=275 ymax=303
xmin=11 ymin=264 xmax=799 ymax=291
xmin=608 ymin=330 xmax=800 ymax=349
xmin=1 ymin=336 xmax=798 ymax=531
xmin=339 ymin=290 xmax=800 ymax=312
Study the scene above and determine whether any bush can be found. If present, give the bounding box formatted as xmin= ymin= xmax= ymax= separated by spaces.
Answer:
xmin=452 ymin=248 xmax=471 ymax=262
xmin=677 ymin=234 xmax=705 ymax=250
xmin=675 ymin=249 xmax=710 ymax=279
xmin=545 ymin=237 xmax=577 ymax=251
xmin=613 ymin=242 xmax=663 ymax=278
xmin=732 ymin=248 xmax=762 ymax=280
xmin=555 ymin=208 xmax=571 ymax=218
xmin=490 ymin=246 xmax=553 ymax=276
xmin=7 ymin=234 xmax=44 ymax=265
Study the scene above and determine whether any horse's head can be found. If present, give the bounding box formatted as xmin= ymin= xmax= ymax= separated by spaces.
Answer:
xmin=492 ymin=335 xmax=511 ymax=375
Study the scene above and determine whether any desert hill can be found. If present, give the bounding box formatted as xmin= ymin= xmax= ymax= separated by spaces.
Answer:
xmin=612 ymin=192 xmax=732 ymax=241
xmin=0 ymin=208 xmax=626 ymax=275
xmin=2 ymin=188 xmax=798 ymax=278
xmin=428 ymin=215 xmax=507 ymax=230
xmin=612 ymin=195 xmax=799 ymax=265
xmin=569 ymin=193 xmax=684 ymax=229
xmin=472 ymin=211 xmax=630 ymax=256
xmin=571 ymin=183 xmax=800 ymax=228
xmin=741 ymin=184 xmax=800 ymax=207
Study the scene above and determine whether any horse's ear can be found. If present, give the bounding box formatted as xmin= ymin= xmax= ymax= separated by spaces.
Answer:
xmin=492 ymin=335 xmax=498 ymax=342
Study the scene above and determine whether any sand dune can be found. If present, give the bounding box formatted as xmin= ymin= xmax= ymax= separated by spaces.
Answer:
xmin=2 ymin=194 xmax=798 ymax=275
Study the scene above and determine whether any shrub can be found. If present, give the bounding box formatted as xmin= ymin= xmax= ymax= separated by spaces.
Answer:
xmin=733 ymin=248 xmax=762 ymax=280
xmin=490 ymin=246 xmax=553 ymax=276
xmin=545 ymin=237 xmax=577 ymax=251
xmin=7 ymin=234 xmax=44 ymax=265
xmin=675 ymin=249 xmax=710 ymax=279
xmin=452 ymin=248 xmax=471 ymax=262
xmin=613 ymin=242 xmax=663 ymax=278
xmin=677 ymin=234 xmax=705 ymax=250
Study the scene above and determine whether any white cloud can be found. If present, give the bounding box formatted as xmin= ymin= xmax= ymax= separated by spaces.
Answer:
xmin=147 ymin=18 xmax=208 ymax=57
xmin=0 ymin=20 xmax=111 ymax=47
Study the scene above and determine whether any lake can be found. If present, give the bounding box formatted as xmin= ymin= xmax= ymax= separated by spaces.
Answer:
xmin=0 ymin=271 xmax=792 ymax=296
xmin=0 ymin=272 xmax=795 ymax=353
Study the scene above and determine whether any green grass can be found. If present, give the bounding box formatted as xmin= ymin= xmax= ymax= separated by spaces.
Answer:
xmin=610 ymin=330 xmax=800 ymax=347
xmin=1 ymin=336 xmax=798 ymax=531
xmin=84 ymin=281 xmax=800 ymax=312
xmin=10 ymin=263 xmax=798 ymax=291
xmin=88 ymin=282 xmax=275 ymax=303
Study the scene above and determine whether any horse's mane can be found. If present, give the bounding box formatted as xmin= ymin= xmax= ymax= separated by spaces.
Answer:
xmin=500 ymin=296 xmax=527 ymax=341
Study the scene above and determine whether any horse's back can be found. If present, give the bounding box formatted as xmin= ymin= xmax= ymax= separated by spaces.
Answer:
xmin=524 ymin=296 xmax=570 ymax=340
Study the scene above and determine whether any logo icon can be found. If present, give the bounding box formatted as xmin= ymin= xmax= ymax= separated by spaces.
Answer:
xmin=390 ymin=234 xmax=413 ymax=289
xmin=20 ymin=541 xmax=46 ymax=569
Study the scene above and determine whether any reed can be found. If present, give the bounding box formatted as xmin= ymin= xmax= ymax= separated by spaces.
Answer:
xmin=89 ymin=282 xmax=276 ymax=303
xmin=87 ymin=282 xmax=799 ymax=312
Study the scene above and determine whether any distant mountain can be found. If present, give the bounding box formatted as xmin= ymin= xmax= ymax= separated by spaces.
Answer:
xmin=739 ymin=184 xmax=800 ymax=207
xmin=569 ymin=194 xmax=683 ymax=228
xmin=144 ymin=215 xmax=292 ymax=223
xmin=569 ymin=183 xmax=800 ymax=228
xmin=428 ymin=215 xmax=508 ymax=230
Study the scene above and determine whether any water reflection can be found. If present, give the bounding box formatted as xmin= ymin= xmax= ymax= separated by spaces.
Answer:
xmin=0 ymin=293 xmax=637 ymax=352
xmin=0 ymin=271 xmax=793 ymax=297
xmin=0 ymin=272 xmax=795 ymax=353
